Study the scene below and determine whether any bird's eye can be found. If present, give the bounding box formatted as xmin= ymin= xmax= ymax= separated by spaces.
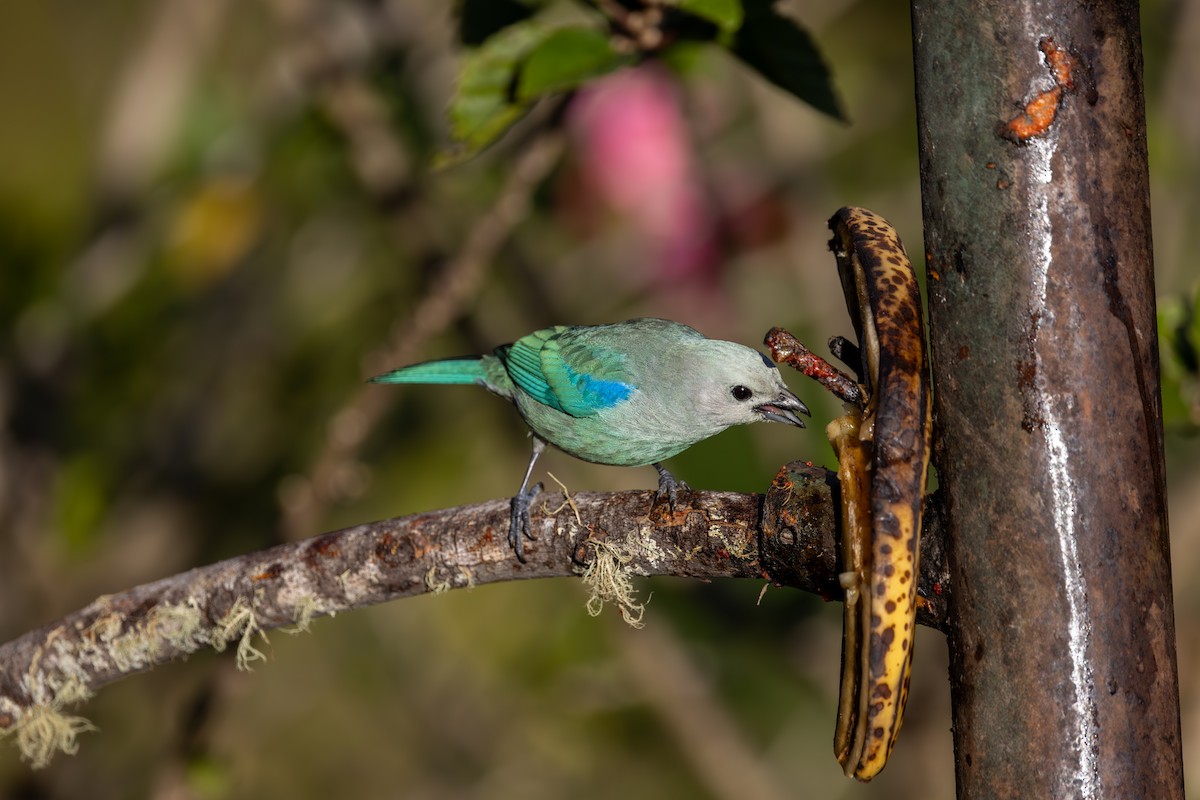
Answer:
xmin=731 ymin=385 xmax=753 ymax=401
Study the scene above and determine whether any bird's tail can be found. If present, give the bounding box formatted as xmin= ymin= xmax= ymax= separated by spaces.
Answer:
xmin=369 ymin=357 xmax=487 ymax=385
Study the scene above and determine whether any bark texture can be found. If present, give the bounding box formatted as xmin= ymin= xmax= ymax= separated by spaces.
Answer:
xmin=910 ymin=1 xmax=1183 ymax=796
xmin=0 ymin=464 xmax=951 ymax=767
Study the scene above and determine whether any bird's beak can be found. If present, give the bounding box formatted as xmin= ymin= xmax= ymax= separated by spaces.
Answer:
xmin=755 ymin=389 xmax=811 ymax=428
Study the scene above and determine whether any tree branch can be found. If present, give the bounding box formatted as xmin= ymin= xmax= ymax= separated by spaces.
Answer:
xmin=0 ymin=463 xmax=948 ymax=767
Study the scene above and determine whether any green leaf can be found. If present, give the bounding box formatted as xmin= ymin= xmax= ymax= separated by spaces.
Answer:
xmin=439 ymin=22 xmax=551 ymax=166
xmin=517 ymin=27 xmax=634 ymax=101
xmin=674 ymin=0 xmax=744 ymax=34
xmin=731 ymin=0 xmax=845 ymax=120
xmin=456 ymin=0 xmax=541 ymax=46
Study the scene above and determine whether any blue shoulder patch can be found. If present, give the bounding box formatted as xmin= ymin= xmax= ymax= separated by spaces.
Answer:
xmin=759 ymin=351 xmax=777 ymax=369
xmin=566 ymin=364 xmax=633 ymax=410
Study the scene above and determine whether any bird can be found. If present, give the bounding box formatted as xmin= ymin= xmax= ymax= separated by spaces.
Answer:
xmin=370 ymin=318 xmax=810 ymax=562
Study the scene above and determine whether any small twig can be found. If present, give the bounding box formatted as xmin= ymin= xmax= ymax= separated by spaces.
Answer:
xmin=765 ymin=327 xmax=865 ymax=408
xmin=826 ymin=335 xmax=862 ymax=379
xmin=544 ymin=471 xmax=584 ymax=526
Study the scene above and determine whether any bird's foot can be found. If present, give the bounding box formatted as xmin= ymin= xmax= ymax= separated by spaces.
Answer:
xmin=652 ymin=463 xmax=689 ymax=512
xmin=509 ymin=481 xmax=543 ymax=563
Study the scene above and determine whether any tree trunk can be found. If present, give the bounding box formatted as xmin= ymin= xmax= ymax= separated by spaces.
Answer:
xmin=909 ymin=0 xmax=1184 ymax=796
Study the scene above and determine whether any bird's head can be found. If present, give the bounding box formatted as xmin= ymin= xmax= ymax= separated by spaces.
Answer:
xmin=690 ymin=342 xmax=811 ymax=430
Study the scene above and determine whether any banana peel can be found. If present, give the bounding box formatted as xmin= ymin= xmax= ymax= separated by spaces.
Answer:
xmin=824 ymin=207 xmax=933 ymax=780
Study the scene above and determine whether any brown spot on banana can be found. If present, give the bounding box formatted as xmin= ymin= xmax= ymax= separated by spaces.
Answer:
xmin=826 ymin=207 xmax=932 ymax=781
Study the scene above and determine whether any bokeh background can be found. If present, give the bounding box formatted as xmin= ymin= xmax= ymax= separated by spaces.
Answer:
xmin=1 ymin=1 xmax=1197 ymax=798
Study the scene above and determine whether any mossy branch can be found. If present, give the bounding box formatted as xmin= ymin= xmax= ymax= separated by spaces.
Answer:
xmin=0 ymin=462 xmax=948 ymax=768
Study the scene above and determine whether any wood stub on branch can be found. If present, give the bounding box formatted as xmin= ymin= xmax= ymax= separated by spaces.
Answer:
xmin=0 ymin=463 xmax=948 ymax=767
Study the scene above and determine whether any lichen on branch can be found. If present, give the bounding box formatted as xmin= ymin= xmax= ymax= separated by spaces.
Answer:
xmin=0 ymin=465 xmax=948 ymax=768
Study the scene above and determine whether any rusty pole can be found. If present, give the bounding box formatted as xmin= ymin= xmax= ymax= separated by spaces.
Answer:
xmin=909 ymin=1 xmax=1184 ymax=797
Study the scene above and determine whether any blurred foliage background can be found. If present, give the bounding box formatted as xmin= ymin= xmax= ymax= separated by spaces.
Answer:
xmin=1 ymin=0 xmax=1197 ymax=797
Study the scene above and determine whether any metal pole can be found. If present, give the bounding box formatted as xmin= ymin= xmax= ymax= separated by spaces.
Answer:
xmin=909 ymin=1 xmax=1184 ymax=795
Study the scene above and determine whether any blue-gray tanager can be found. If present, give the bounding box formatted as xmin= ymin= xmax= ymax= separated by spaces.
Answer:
xmin=372 ymin=318 xmax=809 ymax=561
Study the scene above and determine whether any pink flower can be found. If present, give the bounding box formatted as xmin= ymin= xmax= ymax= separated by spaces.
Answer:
xmin=567 ymin=65 xmax=720 ymax=285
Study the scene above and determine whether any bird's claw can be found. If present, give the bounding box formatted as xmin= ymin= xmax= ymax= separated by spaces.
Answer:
xmin=509 ymin=481 xmax=543 ymax=563
xmin=653 ymin=464 xmax=689 ymax=512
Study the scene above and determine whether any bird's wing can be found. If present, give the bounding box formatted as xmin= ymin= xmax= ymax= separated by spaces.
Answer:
xmin=499 ymin=325 xmax=634 ymax=417
xmin=497 ymin=327 xmax=564 ymax=410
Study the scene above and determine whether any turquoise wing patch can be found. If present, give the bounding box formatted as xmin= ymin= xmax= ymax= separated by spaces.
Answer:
xmin=499 ymin=325 xmax=633 ymax=417
xmin=498 ymin=326 xmax=564 ymax=410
